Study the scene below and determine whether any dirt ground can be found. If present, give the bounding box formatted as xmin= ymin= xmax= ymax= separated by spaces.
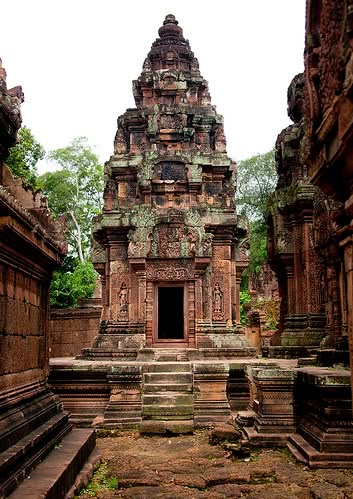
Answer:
xmin=79 ymin=430 xmax=353 ymax=498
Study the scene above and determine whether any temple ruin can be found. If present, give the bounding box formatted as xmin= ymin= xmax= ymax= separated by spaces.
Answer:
xmin=49 ymin=15 xmax=260 ymax=434
xmin=2 ymin=4 xmax=353 ymax=494
xmin=49 ymin=10 xmax=353 ymax=461
xmin=84 ymin=14 xmax=253 ymax=359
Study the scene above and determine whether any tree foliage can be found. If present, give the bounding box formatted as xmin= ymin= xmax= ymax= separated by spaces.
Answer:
xmin=237 ymin=149 xmax=277 ymax=289
xmin=50 ymin=259 xmax=97 ymax=308
xmin=6 ymin=126 xmax=45 ymax=187
xmin=247 ymin=219 xmax=268 ymax=275
xmin=237 ymin=148 xmax=277 ymax=221
xmin=37 ymin=137 xmax=103 ymax=262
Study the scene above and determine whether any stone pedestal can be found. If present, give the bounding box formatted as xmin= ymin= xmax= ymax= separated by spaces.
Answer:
xmin=288 ymin=367 xmax=353 ymax=467
xmin=193 ymin=363 xmax=231 ymax=426
xmin=49 ymin=363 xmax=110 ymax=425
xmin=242 ymin=366 xmax=298 ymax=446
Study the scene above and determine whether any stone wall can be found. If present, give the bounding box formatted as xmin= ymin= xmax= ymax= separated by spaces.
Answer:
xmin=301 ymin=0 xmax=353 ymax=382
xmin=0 ymin=57 xmax=97 ymax=497
xmin=50 ymin=299 xmax=101 ymax=357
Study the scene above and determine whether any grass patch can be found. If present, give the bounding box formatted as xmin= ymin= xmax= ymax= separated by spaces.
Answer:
xmin=278 ymin=446 xmax=297 ymax=464
xmin=77 ymin=461 xmax=118 ymax=497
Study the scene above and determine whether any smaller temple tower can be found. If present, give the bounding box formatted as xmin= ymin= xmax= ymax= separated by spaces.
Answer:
xmin=86 ymin=15 xmax=254 ymax=359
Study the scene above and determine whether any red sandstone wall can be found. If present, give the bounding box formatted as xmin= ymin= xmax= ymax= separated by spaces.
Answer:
xmin=50 ymin=303 xmax=101 ymax=357
xmin=0 ymin=262 xmax=49 ymax=389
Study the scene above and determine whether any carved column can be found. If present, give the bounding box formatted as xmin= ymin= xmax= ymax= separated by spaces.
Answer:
xmin=136 ymin=271 xmax=146 ymax=322
xmin=145 ymin=281 xmax=154 ymax=347
xmin=188 ymin=280 xmax=195 ymax=347
xmin=195 ymin=273 xmax=203 ymax=322
xmin=286 ymin=263 xmax=295 ymax=317
xmin=102 ymin=247 xmax=110 ymax=321
xmin=231 ymin=259 xmax=237 ymax=324
xmin=340 ymin=232 xmax=353 ymax=370
xmin=235 ymin=267 xmax=244 ymax=325
xmin=203 ymin=268 xmax=212 ymax=324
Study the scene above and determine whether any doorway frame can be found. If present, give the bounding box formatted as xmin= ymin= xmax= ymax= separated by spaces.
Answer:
xmin=153 ymin=282 xmax=188 ymax=346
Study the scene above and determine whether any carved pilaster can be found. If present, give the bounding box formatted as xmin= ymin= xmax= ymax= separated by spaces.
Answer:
xmin=188 ymin=280 xmax=195 ymax=347
xmin=145 ymin=281 xmax=153 ymax=347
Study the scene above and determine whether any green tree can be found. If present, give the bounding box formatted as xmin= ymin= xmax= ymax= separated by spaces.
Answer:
xmin=38 ymin=137 xmax=103 ymax=262
xmin=237 ymin=149 xmax=277 ymax=288
xmin=6 ymin=126 xmax=45 ymax=187
xmin=50 ymin=259 xmax=97 ymax=308
xmin=237 ymin=148 xmax=277 ymax=222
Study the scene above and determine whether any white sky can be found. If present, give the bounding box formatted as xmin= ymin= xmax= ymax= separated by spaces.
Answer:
xmin=1 ymin=0 xmax=306 ymax=171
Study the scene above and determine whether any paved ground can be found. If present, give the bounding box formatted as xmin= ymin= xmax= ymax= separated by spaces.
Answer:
xmin=78 ymin=430 xmax=353 ymax=498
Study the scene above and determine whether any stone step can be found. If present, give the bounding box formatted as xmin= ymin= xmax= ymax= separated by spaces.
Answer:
xmin=8 ymin=428 xmax=97 ymax=498
xmin=154 ymin=349 xmax=188 ymax=362
xmin=144 ymin=372 xmax=192 ymax=384
xmin=140 ymin=420 xmax=194 ymax=434
xmin=143 ymin=383 xmax=193 ymax=393
xmin=0 ymin=389 xmax=64 ymax=454
xmin=0 ymin=412 xmax=71 ymax=497
xmin=156 ymin=354 xmax=188 ymax=362
xmin=143 ymin=393 xmax=193 ymax=406
xmin=286 ymin=434 xmax=353 ymax=467
xmin=143 ymin=404 xmax=194 ymax=420
xmin=144 ymin=362 xmax=191 ymax=373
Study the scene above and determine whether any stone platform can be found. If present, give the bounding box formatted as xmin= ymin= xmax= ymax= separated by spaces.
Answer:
xmin=49 ymin=355 xmax=296 ymax=432
xmin=50 ymin=355 xmax=353 ymax=468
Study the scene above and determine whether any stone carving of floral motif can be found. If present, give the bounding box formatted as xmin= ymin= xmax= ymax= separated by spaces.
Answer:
xmin=137 ymin=161 xmax=153 ymax=185
xmin=188 ymin=164 xmax=202 ymax=182
xmin=185 ymin=210 xmax=203 ymax=227
xmin=91 ymin=239 xmax=107 ymax=263
xmin=131 ymin=206 xmax=157 ymax=228
xmin=128 ymin=228 xmax=153 ymax=258
xmin=146 ymin=267 xmax=189 ymax=281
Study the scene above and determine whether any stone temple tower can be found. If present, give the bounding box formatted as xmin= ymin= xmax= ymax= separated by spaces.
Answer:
xmin=87 ymin=15 xmax=254 ymax=359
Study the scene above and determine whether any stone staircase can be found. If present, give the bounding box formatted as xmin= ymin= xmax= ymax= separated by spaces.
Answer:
xmin=141 ymin=362 xmax=194 ymax=433
xmin=154 ymin=349 xmax=188 ymax=362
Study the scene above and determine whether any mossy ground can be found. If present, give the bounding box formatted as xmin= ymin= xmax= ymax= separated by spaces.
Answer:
xmin=77 ymin=430 xmax=353 ymax=498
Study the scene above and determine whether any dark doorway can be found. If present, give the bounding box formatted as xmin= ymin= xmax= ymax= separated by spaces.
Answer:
xmin=158 ymin=287 xmax=184 ymax=339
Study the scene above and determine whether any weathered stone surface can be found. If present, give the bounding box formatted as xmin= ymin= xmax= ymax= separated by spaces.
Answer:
xmin=314 ymin=469 xmax=352 ymax=488
xmin=242 ymin=365 xmax=299 ymax=446
xmin=300 ymin=0 xmax=353 ymax=397
xmin=50 ymin=300 xmax=101 ymax=357
xmin=77 ymin=432 xmax=353 ymax=499
xmin=308 ymin=481 xmax=345 ymax=499
xmin=287 ymin=367 xmax=353 ymax=467
xmin=208 ymin=423 xmax=242 ymax=445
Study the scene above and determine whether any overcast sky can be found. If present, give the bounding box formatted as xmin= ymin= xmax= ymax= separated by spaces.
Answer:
xmin=1 ymin=0 xmax=306 ymax=170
